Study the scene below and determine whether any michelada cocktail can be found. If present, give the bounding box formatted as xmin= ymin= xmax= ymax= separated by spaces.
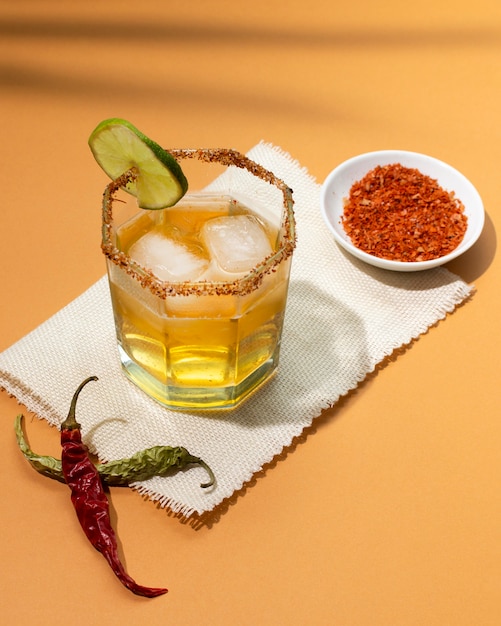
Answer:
xmin=90 ymin=121 xmax=295 ymax=410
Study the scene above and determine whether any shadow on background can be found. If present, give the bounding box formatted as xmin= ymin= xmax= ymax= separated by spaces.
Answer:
xmin=1 ymin=17 xmax=501 ymax=47
xmin=0 ymin=60 xmax=328 ymax=119
xmin=2 ymin=16 xmax=500 ymax=117
xmin=446 ymin=211 xmax=497 ymax=283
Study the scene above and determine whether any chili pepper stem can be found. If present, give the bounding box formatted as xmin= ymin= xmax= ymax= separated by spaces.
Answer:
xmin=187 ymin=455 xmax=216 ymax=489
xmin=61 ymin=376 xmax=98 ymax=431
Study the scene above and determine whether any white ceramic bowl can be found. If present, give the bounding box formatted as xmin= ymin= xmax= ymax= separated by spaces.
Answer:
xmin=320 ymin=150 xmax=484 ymax=271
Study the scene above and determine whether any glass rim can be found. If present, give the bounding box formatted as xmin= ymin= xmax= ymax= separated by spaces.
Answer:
xmin=101 ymin=148 xmax=296 ymax=298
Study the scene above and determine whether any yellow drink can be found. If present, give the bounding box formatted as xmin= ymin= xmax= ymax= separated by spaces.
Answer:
xmin=102 ymin=149 xmax=295 ymax=409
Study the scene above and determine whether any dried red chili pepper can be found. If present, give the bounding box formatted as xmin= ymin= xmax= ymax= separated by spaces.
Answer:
xmin=60 ymin=376 xmax=167 ymax=598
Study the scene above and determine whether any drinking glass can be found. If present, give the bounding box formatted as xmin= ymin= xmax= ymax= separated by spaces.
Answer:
xmin=101 ymin=148 xmax=295 ymax=410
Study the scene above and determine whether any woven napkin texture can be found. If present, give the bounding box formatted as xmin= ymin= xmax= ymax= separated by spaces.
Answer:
xmin=0 ymin=142 xmax=473 ymax=517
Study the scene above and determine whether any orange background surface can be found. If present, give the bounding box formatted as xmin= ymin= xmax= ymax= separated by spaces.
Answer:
xmin=1 ymin=1 xmax=500 ymax=624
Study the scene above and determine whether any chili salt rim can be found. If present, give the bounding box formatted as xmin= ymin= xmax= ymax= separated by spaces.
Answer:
xmin=101 ymin=148 xmax=296 ymax=297
xmin=320 ymin=150 xmax=484 ymax=272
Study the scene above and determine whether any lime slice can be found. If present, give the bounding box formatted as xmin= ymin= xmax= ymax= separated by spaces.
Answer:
xmin=88 ymin=118 xmax=188 ymax=209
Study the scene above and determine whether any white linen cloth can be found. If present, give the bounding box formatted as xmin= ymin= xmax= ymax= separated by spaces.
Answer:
xmin=0 ymin=142 xmax=473 ymax=517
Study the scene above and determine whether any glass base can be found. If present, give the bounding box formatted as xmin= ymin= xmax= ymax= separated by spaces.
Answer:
xmin=117 ymin=344 xmax=278 ymax=410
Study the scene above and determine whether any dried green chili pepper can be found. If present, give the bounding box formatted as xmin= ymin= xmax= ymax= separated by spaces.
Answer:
xmin=15 ymin=416 xmax=215 ymax=488
xmin=61 ymin=376 xmax=167 ymax=598
xmin=99 ymin=445 xmax=215 ymax=488
xmin=14 ymin=415 xmax=66 ymax=483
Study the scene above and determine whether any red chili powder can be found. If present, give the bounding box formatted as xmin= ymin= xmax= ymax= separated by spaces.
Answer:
xmin=341 ymin=163 xmax=468 ymax=262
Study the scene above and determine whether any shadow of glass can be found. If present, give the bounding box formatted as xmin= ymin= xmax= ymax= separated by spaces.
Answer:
xmin=192 ymin=279 xmax=370 ymax=427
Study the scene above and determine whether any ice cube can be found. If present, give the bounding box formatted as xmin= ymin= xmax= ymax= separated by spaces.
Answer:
xmin=201 ymin=215 xmax=273 ymax=274
xmin=129 ymin=230 xmax=209 ymax=282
